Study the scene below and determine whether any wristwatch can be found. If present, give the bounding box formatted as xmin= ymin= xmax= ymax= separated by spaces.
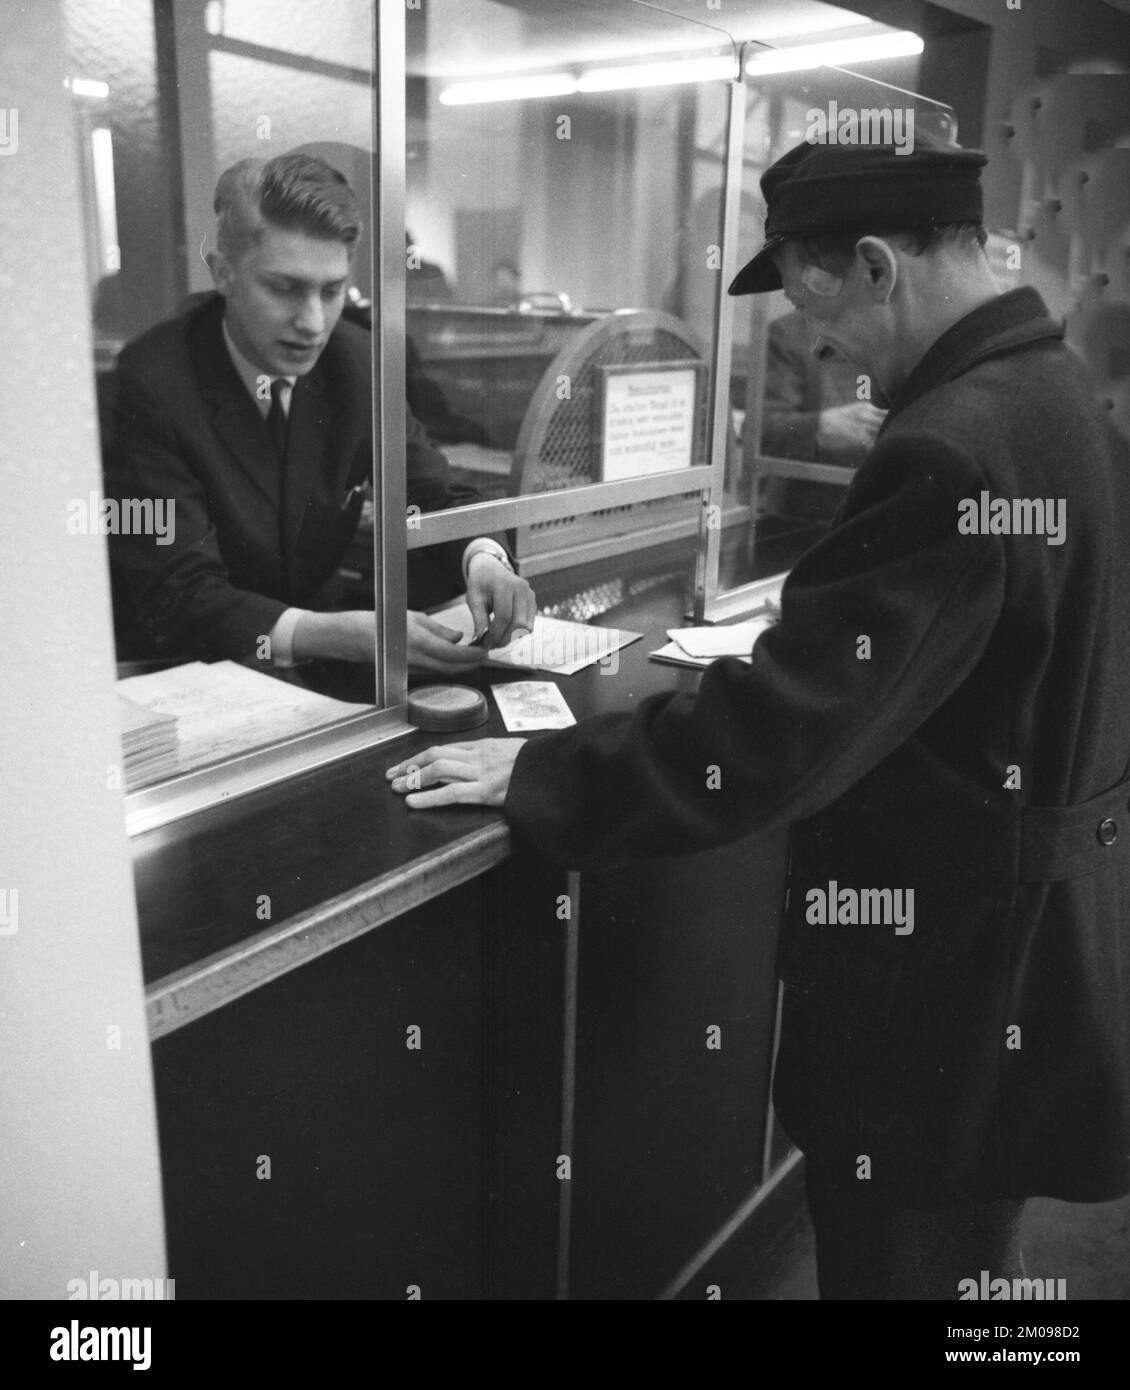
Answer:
xmin=462 ymin=537 xmax=515 ymax=583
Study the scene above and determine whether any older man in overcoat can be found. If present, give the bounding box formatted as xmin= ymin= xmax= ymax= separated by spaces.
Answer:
xmin=389 ymin=138 xmax=1130 ymax=1298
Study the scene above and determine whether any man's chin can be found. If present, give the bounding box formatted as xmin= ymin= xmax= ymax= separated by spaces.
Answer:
xmin=273 ymin=343 xmax=324 ymax=374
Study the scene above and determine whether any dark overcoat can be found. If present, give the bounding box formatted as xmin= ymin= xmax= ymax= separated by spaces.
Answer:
xmin=506 ymin=287 xmax=1130 ymax=1206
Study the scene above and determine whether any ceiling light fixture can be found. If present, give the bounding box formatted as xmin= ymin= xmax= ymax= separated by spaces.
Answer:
xmin=745 ymin=31 xmax=924 ymax=76
xmin=439 ymin=73 xmax=577 ymax=105
xmin=577 ymin=55 xmax=736 ymax=92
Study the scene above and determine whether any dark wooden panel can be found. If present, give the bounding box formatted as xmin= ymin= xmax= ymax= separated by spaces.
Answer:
xmin=153 ymin=884 xmax=487 ymax=1300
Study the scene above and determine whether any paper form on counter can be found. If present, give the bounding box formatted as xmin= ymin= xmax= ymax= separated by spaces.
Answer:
xmin=432 ymin=601 xmax=641 ymax=676
xmin=649 ymin=614 xmax=778 ymax=670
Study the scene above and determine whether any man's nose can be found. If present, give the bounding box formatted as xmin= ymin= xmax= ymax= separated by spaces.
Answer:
xmin=806 ymin=325 xmax=835 ymax=362
xmin=294 ymin=293 xmax=324 ymax=338
xmin=800 ymin=315 xmax=819 ymax=350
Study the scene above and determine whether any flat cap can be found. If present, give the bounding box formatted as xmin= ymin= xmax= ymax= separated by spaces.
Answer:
xmin=729 ymin=138 xmax=988 ymax=295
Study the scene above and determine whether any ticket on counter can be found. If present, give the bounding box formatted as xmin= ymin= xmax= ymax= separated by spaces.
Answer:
xmin=492 ymin=681 xmax=576 ymax=732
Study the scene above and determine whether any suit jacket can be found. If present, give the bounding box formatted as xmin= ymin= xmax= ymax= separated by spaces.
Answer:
xmin=103 ymin=294 xmax=479 ymax=660
xmin=759 ymin=309 xmax=867 ymax=523
xmin=761 ymin=309 xmax=865 ymax=465
xmin=506 ymin=288 xmax=1130 ymax=1205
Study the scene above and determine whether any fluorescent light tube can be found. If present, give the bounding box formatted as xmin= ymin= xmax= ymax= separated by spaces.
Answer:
xmin=577 ymin=55 xmax=735 ymax=92
xmin=67 ymin=78 xmax=110 ymax=99
xmin=439 ymin=73 xmax=577 ymax=105
xmin=745 ymin=31 xmax=924 ymax=76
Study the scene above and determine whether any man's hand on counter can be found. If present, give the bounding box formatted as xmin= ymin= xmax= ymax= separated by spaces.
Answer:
xmin=464 ymin=552 xmax=536 ymax=649
xmin=387 ymin=738 xmax=527 ymax=808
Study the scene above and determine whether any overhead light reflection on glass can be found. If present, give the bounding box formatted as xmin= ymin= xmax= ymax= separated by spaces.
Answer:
xmin=576 ymin=56 xmax=736 ymax=92
xmin=745 ymin=31 xmax=924 ymax=76
xmin=66 ymin=77 xmax=110 ymax=99
xmin=439 ymin=73 xmax=578 ymax=105
xmin=438 ymin=30 xmax=922 ymax=106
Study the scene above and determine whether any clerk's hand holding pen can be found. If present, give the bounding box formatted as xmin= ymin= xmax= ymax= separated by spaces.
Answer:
xmin=408 ymin=552 xmax=536 ymax=673
xmin=387 ymin=738 xmax=527 ymax=808
xmin=464 ymin=550 xmax=536 ymax=650
xmin=406 ymin=611 xmax=488 ymax=674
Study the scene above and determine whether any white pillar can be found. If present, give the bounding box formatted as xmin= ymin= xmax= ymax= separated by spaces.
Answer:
xmin=0 ymin=0 xmax=167 ymax=1298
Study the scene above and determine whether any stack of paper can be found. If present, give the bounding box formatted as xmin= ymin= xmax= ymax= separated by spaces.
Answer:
xmin=117 ymin=662 xmax=369 ymax=783
xmin=118 ymin=694 xmax=180 ymax=790
xmin=650 ymin=615 xmax=777 ymax=670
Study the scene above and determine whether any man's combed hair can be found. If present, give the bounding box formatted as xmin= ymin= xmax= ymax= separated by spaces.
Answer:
xmin=213 ymin=152 xmax=362 ymax=262
xmin=794 ymin=221 xmax=988 ymax=278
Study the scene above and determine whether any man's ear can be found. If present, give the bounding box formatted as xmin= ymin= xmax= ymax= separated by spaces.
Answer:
xmin=855 ymin=236 xmax=898 ymax=300
xmin=206 ymin=251 xmax=232 ymax=297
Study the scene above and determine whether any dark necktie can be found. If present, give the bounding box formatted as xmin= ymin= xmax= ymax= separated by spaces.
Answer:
xmin=266 ymin=378 xmax=289 ymax=463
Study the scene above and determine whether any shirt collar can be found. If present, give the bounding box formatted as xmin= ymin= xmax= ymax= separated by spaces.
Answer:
xmin=221 ymin=316 xmax=296 ymax=414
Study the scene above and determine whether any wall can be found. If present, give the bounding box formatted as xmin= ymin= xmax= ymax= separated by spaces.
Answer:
xmin=0 ymin=0 xmax=166 ymax=1298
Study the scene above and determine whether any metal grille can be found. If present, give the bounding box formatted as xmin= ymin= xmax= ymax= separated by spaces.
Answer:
xmin=542 ymin=581 xmax=625 ymax=624
xmin=513 ymin=313 xmax=710 ymax=559
xmin=542 ymin=565 xmax=695 ymax=627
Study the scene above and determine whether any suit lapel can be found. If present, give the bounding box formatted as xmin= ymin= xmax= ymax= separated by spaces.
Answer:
xmin=192 ymin=303 xmax=282 ymax=511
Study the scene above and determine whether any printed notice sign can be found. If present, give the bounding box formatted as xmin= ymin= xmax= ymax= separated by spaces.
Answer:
xmin=599 ymin=363 xmax=699 ymax=481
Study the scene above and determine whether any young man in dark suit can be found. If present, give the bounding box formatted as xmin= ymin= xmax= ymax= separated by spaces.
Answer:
xmin=105 ymin=152 xmax=534 ymax=671
xmin=759 ymin=308 xmax=885 ymax=523
xmin=390 ymin=139 xmax=1130 ymax=1297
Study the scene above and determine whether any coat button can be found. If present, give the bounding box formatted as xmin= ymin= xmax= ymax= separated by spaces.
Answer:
xmin=1098 ymin=818 xmax=1118 ymax=846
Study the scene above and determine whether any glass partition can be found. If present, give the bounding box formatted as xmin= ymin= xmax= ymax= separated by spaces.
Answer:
xmin=405 ymin=0 xmax=959 ymax=617
xmin=402 ymin=0 xmax=739 ymax=597
xmin=62 ymin=0 xmax=966 ymax=829
xmin=64 ymin=0 xmax=409 ymax=833
xmin=725 ymin=43 xmax=957 ymax=597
